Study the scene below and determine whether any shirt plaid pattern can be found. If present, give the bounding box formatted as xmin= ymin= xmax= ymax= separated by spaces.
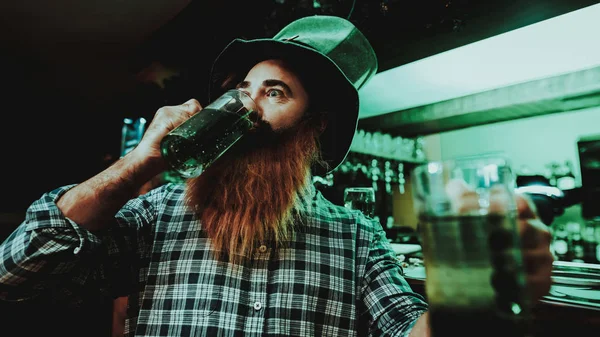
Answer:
xmin=0 ymin=183 xmax=428 ymax=336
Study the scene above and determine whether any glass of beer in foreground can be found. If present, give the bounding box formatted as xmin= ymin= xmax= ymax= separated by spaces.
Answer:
xmin=411 ymin=157 xmax=531 ymax=337
xmin=160 ymin=89 xmax=259 ymax=178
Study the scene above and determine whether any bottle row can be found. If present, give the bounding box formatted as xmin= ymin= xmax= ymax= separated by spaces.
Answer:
xmin=552 ymin=219 xmax=600 ymax=264
xmin=350 ymin=129 xmax=427 ymax=163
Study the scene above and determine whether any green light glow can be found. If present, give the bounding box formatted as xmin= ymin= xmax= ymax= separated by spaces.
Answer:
xmin=511 ymin=302 xmax=522 ymax=315
xmin=358 ymin=4 xmax=600 ymax=118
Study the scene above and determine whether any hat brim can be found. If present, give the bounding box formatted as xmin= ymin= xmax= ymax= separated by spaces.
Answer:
xmin=208 ymin=38 xmax=359 ymax=176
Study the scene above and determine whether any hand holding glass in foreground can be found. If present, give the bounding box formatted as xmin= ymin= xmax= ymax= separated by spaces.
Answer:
xmin=445 ymin=179 xmax=554 ymax=303
xmin=412 ymin=157 xmax=554 ymax=337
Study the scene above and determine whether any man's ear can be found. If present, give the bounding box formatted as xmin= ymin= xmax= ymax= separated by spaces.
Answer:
xmin=317 ymin=114 xmax=328 ymax=135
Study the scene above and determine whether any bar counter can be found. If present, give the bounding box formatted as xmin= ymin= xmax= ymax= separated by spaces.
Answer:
xmin=401 ymin=259 xmax=600 ymax=336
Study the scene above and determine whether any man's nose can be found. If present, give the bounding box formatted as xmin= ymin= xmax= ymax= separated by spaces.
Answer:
xmin=239 ymin=89 xmax=263 ymax=118
xmin=248 ymin=89 xmax=261 ymax=103
xmin=239 ymin=88 xmax=259 ymax=103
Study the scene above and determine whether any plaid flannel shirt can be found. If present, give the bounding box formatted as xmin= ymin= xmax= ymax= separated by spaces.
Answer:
xmin=0 ymin=183 xmax=428 ymax=336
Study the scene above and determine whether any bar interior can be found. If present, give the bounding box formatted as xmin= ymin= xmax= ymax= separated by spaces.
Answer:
xmin=1 ymin=1 xmax=599 ymax=336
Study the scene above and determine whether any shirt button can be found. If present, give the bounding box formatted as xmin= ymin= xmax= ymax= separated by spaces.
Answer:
xmin=253 ymin=301 xmax=263 ymax=311
xmin=258 ymin=245 xmax=267 ymax=253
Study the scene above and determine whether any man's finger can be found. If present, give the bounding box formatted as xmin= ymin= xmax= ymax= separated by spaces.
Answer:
xmin=522 ymin=246 xmax=554 ymax=273
xmin=179 ymin=99 xmax=203 ymax=116
xmin=525 ymin=262 xmax=553 ymax=302
xmin=445 ymin=179 xmax=479 ymax=214
xmin=519 ymin=218 xmax=551 ymax=249
xmin=515 ymin=193 xmax=538 ymax=220
xmin=488 ymin=185 xmax=512 ymax=214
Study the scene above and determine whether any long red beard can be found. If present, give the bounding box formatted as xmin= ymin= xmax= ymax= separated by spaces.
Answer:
xmin=185 ymin=119 xmax=322 ymax=264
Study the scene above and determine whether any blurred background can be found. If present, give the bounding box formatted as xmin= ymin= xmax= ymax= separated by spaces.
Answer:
xmin=2 ymin=1 xmax=600 ymax=335
xmin=0 ymin=0 xmax=597 ymax=219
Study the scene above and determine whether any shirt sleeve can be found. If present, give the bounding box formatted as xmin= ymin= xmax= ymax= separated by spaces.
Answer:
xmin=360 ymin=217 xmax=429 ymax=337
xmin=0 ymin=183 xmax=166 ymax=302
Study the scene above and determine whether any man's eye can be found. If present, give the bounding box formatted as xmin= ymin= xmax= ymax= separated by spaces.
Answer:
xmin=267 ymin=89 xmax=284 ymax=97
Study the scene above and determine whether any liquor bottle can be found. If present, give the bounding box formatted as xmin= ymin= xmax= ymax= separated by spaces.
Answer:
xmin=557 ymin=161 xmax=577 ymax=190
xmin=545 ymin=162 xmax=560 ymax=187
xmin=582 ymin=218 xmax=600 ymax=264
xmin=568 ymin=222 xmax=585 ymax=262
xmin=552 ymin=223 xmax=570 ymax=261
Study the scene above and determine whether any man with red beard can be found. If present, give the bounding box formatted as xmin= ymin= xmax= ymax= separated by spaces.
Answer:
xmin=0 ymin=16 xmax=552 ymax=337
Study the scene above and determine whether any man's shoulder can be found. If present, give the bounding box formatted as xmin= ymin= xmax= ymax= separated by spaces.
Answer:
xmin=311 ymin=190 xmax=351 ymax=218
xmin=135 ymin=182 xmax=186 ymax=206
xmin=310 ymin=190 xmax=378 ymax=232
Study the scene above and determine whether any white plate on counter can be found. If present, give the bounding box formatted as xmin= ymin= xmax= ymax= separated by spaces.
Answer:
xmin=390 ymin=243 xmax=422 ymax=255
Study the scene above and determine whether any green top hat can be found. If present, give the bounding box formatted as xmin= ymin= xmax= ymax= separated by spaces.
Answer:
xmin=208 ymin=15 xmax=378 ymax=175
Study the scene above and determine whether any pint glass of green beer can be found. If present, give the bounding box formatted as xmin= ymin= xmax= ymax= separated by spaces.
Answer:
xmin=411 ymin=157 xmax=531 ymax=337
xmin=160 ymin=89 xmax=258 ymax=178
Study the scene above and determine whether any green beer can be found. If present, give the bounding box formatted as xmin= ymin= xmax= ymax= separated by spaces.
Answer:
xmin=160 ymin=90 xmax=257 ymax=178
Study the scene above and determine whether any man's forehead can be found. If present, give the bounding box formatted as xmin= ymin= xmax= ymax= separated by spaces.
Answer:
xmin=246 ymin=59 xmax=296 ymax=77
xmin=242 ymin=61 xmax=300 ymax=86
